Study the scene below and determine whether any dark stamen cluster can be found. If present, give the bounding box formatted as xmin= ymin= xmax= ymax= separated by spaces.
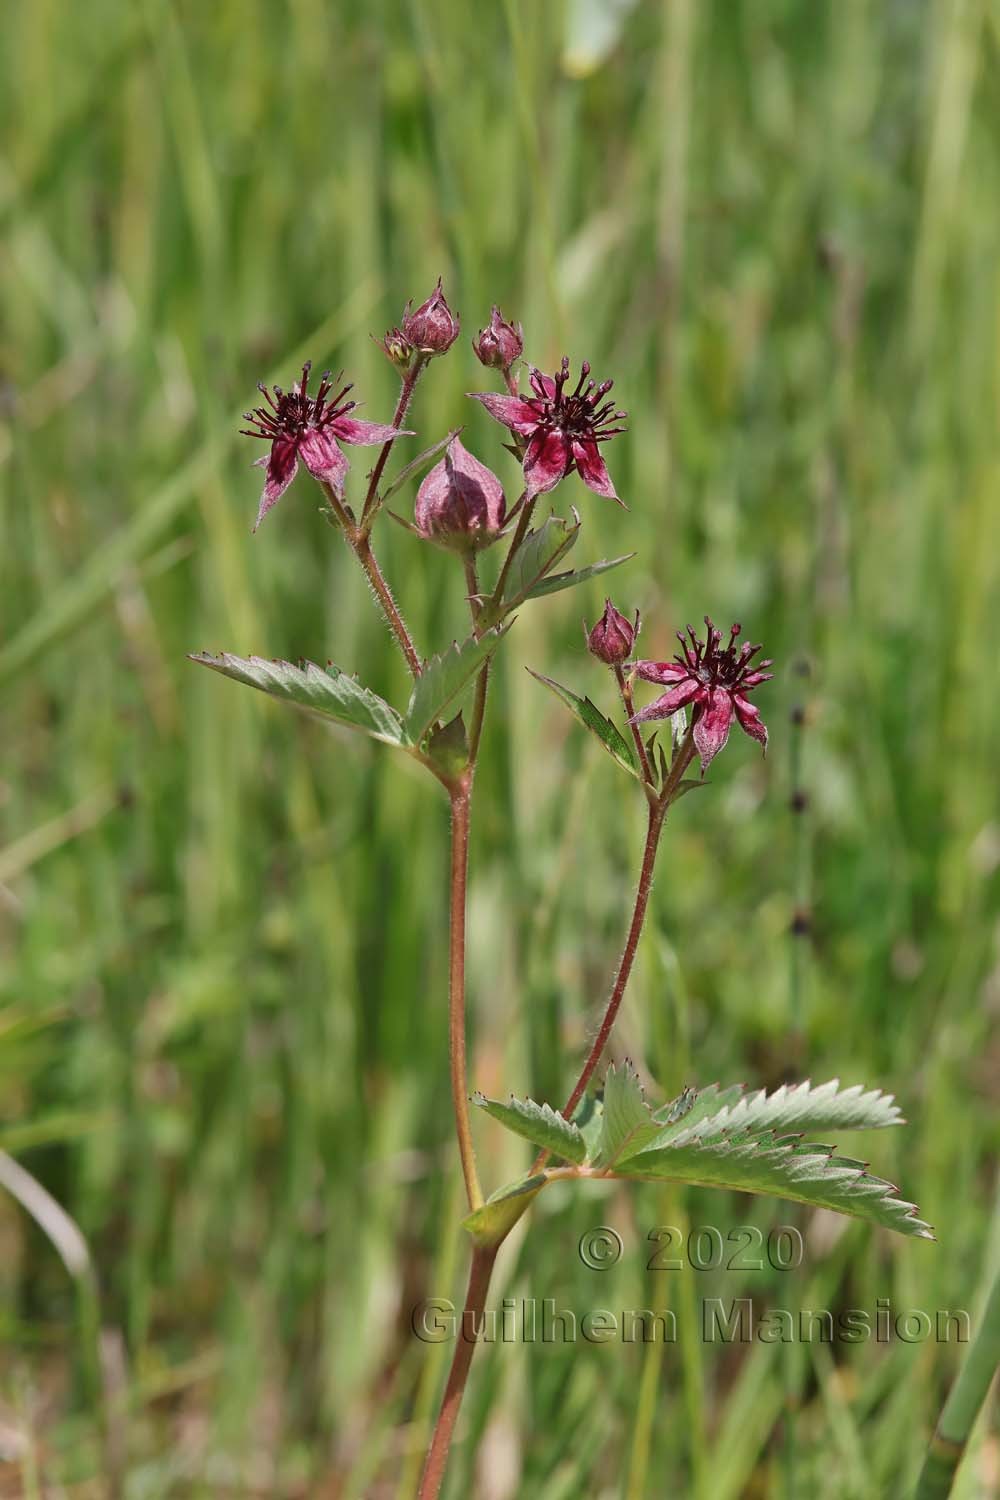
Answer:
xmin=530 ymin=358 xmax=628 ymax=445
xmin=676 ymin=617 xmax=773 ymax=689
xmin=241 ymin=361 xmax=356 ymax=443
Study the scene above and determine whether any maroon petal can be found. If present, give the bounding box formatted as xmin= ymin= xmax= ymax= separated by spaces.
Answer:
xmin=740 ymin=670 xmax=775 ymax=688
xmin=298 ymin=426 xmax=350 ymax=494
xmin=253 ymin=436 xmax=300 ymax=530
xmin=693 ymin=687 xmax=735 ymax=772
xmin=522 ymin=428 xmax=572 ymax=496
xmin=571 ymin=437 xmax=621 ymax=503
xmin=734 ymin=693 xmax=768 ymax=753
xmin=630 ymin=678 xmax=701 ymax=724
xmin=634 ymin=660 xmax=691 ymax=685
xmin=468 ymin=391 xmax=540 ymax=435
xmin=329 ymin=415 xmax=412 ymax=446
xmin=528 ymin=367 xmax=558 ymax=400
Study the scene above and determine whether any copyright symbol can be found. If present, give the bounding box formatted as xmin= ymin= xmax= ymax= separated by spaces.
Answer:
xmin=578 ymin=1226 xmax=623 ymax=1270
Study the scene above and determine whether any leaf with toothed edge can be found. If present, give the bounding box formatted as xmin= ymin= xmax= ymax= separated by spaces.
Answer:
xmin=473 ymin=1093 xmax=586 ymax=1164
xmin=612 ymin=1129 xmax=934 ymax=1240
xmin=405 ymin=628 xmax=509 ymax=743
xmin=592 ymin=1060 xmax=663 ymax=1167
xmin=528 ymin=669 xmax=639 ymax=778
xmin=189 ymin=652 xmax=410 ymax=746
xmin=500 ymin=513 xmax=581 ymax=608
xmin=526 ymin=552 xmax=636 ymax=600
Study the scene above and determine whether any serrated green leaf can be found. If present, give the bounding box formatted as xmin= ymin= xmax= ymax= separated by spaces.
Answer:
xmin=501 ymin=513 xmax=580 ymax=607
xmin=528 ymin=669 xmax=639 ymax=777
xmin=473 ymin=1092 xmax=586 ymax=1164
xmin=405 ymin=629 xmax=507 ymax=742
xmin=571 ymin=1092 xmax=604 ymax=1162
xmin=593 ymin=1061 xmax=663 ymax=1167
xmin=526 ymin=552 xmax=636 ymax=601
xmin=612 ymin=1129 xmax=933 ymax=1240
xmin=462 ymin=1174 xmax=546 ymax=1247
xmin=189 ymin=653 xmax=409 ymax=746
xmin=643 ymin=1079 xmax=904 ymax=1156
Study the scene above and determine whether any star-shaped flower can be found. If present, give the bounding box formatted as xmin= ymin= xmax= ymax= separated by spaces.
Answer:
xmin=469 ymin=357 xmax=626 ymax=502
xmin=241 ymin=363 xmax=409 ymax=530
xmin=631 ymin=618 xmax=774 ymax=772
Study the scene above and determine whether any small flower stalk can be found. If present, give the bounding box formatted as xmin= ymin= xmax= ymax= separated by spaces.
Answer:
xmin=631 ymin=617 xmax=773 ymax=772
xmin=414 ymin=437 xmax=506 ymax=553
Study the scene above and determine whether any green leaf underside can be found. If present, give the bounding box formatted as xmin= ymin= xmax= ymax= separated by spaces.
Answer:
xmin=615 ymin=1131 xmax=933 ymax=1240
xmin=405 ymin=628 xmax=508 ymax=742
xmin=474 ymin=1093 xmax=586 ymax=1164
xmin=462 ymin=1174 xmax=546 ymax=1246
xmin=501 ymin=514 xmax=580 ymax=607
xmin=528 ymin=670 xmax=639 ymax=777
xmin=594 ymin=1061 xmax=662 ymax=1167
xmin=526 ymin=552 xmax=636 ymax=600
xmin=189 ymin=653 xmax=408 ymax=746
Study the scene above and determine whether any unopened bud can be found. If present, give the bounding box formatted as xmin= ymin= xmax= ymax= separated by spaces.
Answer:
xmin=587 ymin=599 xmax=639 ymax=665
xmin=472 ymin=306 xmax=524 ymax=370
xmin=376 ymin=327 xmax=412 ymax=369
xmin=414 ymin=437 xmax=506 ymax=552
xmin=401 ymin=278 xmax=460 ymax=355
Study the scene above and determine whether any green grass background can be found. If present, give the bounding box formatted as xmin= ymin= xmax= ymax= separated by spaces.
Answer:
xmin=2 ymin=0 xmax=1000 ymax=1495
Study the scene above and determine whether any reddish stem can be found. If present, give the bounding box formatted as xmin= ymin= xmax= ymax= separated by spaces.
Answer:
xmin=417 ymin=1246 xmax=497 ymax=1500
xmin=360 ymin=355 xmax=427 ymax=530
xmin=448 ymin=779 xmax=482 ymax=1212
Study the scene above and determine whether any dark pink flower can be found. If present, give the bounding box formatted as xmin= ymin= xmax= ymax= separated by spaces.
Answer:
xmin=469 ymin=357 xmax=627 ymax=501
xmin=414 ymin=437 xmax=506 ymax=552
xmin=587 ymin=599 xmax=639 ymax=666
xmin=241 ymin=363 xmax=409 ymax=530
xmin=401 ymin=278 xmax=460 ymax=355
xmin=472 ymin=306 xmax=524 ymax=371
xmin=631 ymin=618 xmax=774 ymax=772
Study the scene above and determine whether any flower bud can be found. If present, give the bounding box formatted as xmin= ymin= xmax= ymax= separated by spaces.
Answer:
xmin=376 ymin=326 xmax=412 ymax=369
xmin=472 ymin=305 xmax=524 ymax=371
xmin=414 ymin=437 xmax=506 ymax=552
xmin=586 ymin=599 xmax=639 ymax=665
xmin=401 ymin=278 xmax=460 ymax=356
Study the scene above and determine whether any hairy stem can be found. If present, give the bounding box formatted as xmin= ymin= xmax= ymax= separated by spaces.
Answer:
xmin=448 ymin=780 xmax=483 ymax=1212
xmin=915 ymin=1264 xmax=1000 ymax=1498
xmin=615 ymin=664 xmax=654 ymax=787
xmin=417 ymin=1246 xmax=497 ymax=1500
xmin=557 ymin=795 xmax=666 ymax=1125
xmin=531 ymin=727 xmax=697 ymax=1171
xmin=360 ymin=354 xmax=427 ymax=529
xmin=321 ymin=481 xmax=422 ymax=676
xmin=489 ymin=492 xmax=535 ymax=611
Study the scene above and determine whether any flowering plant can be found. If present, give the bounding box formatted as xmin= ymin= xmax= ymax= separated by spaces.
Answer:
xmin=193 ymin=281 xmax=931 ymax=1497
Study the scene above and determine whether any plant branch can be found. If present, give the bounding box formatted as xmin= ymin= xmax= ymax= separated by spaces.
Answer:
xmin=448 ymin=780 xmax=483 ymax=1212
xmin=615 ymin=664 xmax=654 ymax=787
xmin=417 ymin=1246 xmax=497 ymax=1500
xmin=360 ymin=354 xmax=428 ymax=530
xmin=530 ymin=726 xmax=697 ymax=1172
xmin=321 ymin=482 xmax=422 ymax=677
